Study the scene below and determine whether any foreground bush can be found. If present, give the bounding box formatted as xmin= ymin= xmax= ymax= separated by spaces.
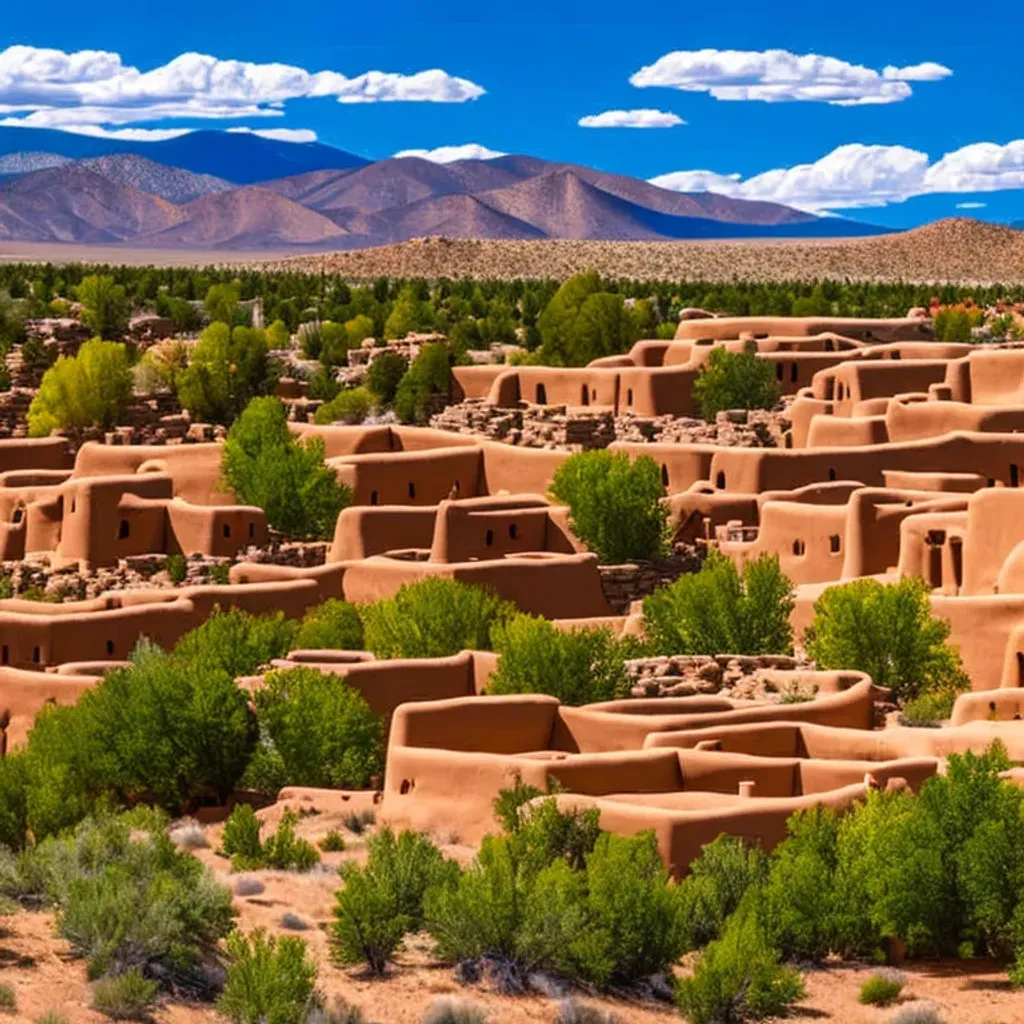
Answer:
xmin=294 ymin=599 xmax=365 ymax=651
xmin=248 ymin=668 xmax=384 ymax=790
xmin=220 ymin=805 xmax=320 ymax=872
xmin=331 ymin=828 xmax=456 ymax=974
xmin=222 ymin=396 xmax=351 ymax=540
xmin=549 ymin=450 xmax=668 ymax=564
xmin=28 ymin=338 xmax=132 ymax=437
xmin=692 ymin=345 xmax=781 ymax=421
xmin=218 ymin=929 xmax=319 ymax=1024
xmin=644 ymin=551 xmax=794 ymax=656
xmin=676 ymin=903 xmax=805 ymax=1024
xmin=91 ymin=969 xmax=158 ymax=1021
xmin=859 ymin=969 xmax=906 ymax=1006
xmin=20 ymin=812 xmax=235 ymax=988
xmin=805 ymin=576 xmax=969 ymax=705
xmin=488 ymin=614 xmax=630 ymax=705
xmin=361 ymin=578 xmax=515 ymax=658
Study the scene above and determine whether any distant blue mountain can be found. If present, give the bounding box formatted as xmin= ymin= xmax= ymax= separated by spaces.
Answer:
xmin=0 ymin=128 xmax=368 ymax=183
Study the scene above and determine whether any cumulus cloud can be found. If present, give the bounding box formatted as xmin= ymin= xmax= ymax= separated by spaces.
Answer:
xmin=227 ymin=126 xmax=318 ymax=143
xmin=578 ymin=108 xmax=684 ymax=128
xmin=630 ymin=48 xmax=950 ymax=105
xmin=649 ymin=140 xmax=1024 ymax=213
xmin=393 ymin=143 xmax=506 ymax=163
xmin=0 ymin=119 xmax=192 ymax=141
xmin=0 ymin=44 xmax=484 ymax=135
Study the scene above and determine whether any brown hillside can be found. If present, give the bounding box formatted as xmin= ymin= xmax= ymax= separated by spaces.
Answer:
xmin=264 ymin=218 xmax=1024 ymax=283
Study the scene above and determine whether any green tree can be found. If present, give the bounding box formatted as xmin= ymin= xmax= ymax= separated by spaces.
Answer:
xmin=222 ymin=396 xmax=351 ymax=540
xmin=568 ymin=292 xmax=639 ymax=365
xmin=27 ymin=338 xmax=132 ymax=437
xmin=549 ymin=450 xmax=669 ymax=564
xmin=805 ymin=576 xmax=969 ymax=705
xmin=365 ymin=351 xmax=409 ymax=406
xmin=75 ymin=275 xmax=130 ymax=339
xmin=643 ymin=550 xmax=795 ymax=656
xmin=265 ymin=319 xmax=291 ymax=349
xmin=384 ymin=286 xmax=434 ymax=339
xmin=692 ymin=345 xmax=781 ymax=420
xmin=176 ymin=322 xmax=276 ymax=424
xmin=204 ymin=282 xmax=241 ymax=325
xmin=393 ymin=343 xmax=452 ymax=424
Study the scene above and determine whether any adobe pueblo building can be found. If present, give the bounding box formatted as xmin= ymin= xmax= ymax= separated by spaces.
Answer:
xmin=9 ymin=312 xmax=1024 ymax=877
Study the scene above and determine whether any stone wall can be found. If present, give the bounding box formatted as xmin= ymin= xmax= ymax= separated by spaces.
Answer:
xmin=624 ymin=653 xmax=816 ymax=699
xmin=598 ymin=545 xmax=704 ymax=613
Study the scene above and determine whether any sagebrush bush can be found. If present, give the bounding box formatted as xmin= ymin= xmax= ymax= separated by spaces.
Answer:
xmin=319 ymin=830 xmax=346 ymax=853
xmin=554 ymin=998 xmax=624 ymax=1024
xmin=488 ymin=614 xmax=630 ymax=705
xmin=643 ymin=550 xmax=794 ymax=656
xmin=90 ymin=969 xmax=158 ymax=1021
xmin=692 ymin=344 xmax=781 ymax=421
xmin=223 ymin=396 xmax=351 ymax=540
xmin=249 ymin=668 xmax=384 ymax=790
xmin=805 ymin=576 xmax=969 ymax=705
xmin=218 ymin=929 xmax=320 ymax=1024
xmin=361 ymin=578 xmax=515 ymax=658
xmin=332 ymin=828 xmax=455 ymax=974
xmin=859 ymin=969 xmax=906 ymax=1006
xmin=294 ymin=599 xmax=365 ymax=651
xmin=677 ymin=835 xmax=769 ymax=949
xmin=29 ymin=812 xmax=235 ymax=986
xmin=342 ymin=809 xmax=376 ymax=834
xmin=676 ymin=902 xmax=806 ymax=1024
xmin=549 ymin=450 xmax=668 ymax=564
xmin=420 ymin=997 xmax=489 ymax=1024
xmin=888 ymin=1003 xmax=946 ymax=1024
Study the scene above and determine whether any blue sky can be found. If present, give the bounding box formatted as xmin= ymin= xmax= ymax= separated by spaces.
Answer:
xmin=2 ymin=0 xmax=1022 ymax=227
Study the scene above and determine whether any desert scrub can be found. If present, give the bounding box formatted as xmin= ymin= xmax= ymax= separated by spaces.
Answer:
xmin=319 ymin=830 xmax=347 ymax=853
xmin=887 ymin=1004 xmax=946 ymax=1024
xmin=361 ymin=578 xmax=515 ymax=658
xmin=488 ymin=614 xmax=631 ymax=705
xmin=548 ymin=449 xmax=669 ymax=564
xmin=643 ymin=550 xmax=794 ymax=656
xmin=222 ymin=805 xmax=320 ymax=872
xmin=164 ymin=553 xmax=187 ymax=584
xmin=218 ymin=928 xmax=320 ymax=1024
xmin=859 ymin=968 xmax=906 ymax=1006
xmin=331 ymin=828 xmax=456 ymax=974
xmin=0 ymin=984 xmax=14 ymax=1013
xmin=91 ymin=969 xmax=158 ymax=1021
xmin=420 ymin=998 xmax=489 ymax=1024
xmin=342 ymin=809 xmax=377 ymax=834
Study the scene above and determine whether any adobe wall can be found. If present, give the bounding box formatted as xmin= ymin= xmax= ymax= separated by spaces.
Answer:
xmin=674 ymin=317 xmax=934 ymax=343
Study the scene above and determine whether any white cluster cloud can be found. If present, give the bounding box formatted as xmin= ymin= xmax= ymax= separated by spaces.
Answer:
xmin=0 ymin=45 xmax=483 ymax=136
xmin=227 ymin=126 xmax=318 ymax=143
xmin=650 ymin=140 xmax=1024 ymax=212
xmin=956 ymin=201 xmax=987 ymax=209
xmin=630 ymin=48 xmax=951 ymax=105
xmin=393 ymin=143 xmax=506 ymax=163
xmin=578 ymin=108 xmax=684 ymax=128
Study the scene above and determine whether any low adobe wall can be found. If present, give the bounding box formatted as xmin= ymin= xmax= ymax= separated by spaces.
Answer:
xmin=674 ymin=316 xmax=933 ymax=344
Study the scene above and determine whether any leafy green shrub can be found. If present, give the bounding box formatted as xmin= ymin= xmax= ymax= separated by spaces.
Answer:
xmin=859 ymin=969 xmax=906 ymax=1006
xmin=384 ymin=286 xmax=435 ymax=340
xmin=209 ymin=562 xmax=232 ymax=585
xmin=393 ymin=343 xmax=451 ymax=424
xmin=644 ymin=551 xmax=794 ymax=656
xmin=366 ymin=351 xmax=409 ymax=405
xmin=306 ymin=366 xmax=340 ymax=402
xmin=249 ymin=668 xmax=383 ymax=790
xmin=549 ymin=450 xmax=668 ymax=564
xmin=900 ymin=687 xmax=959 ymax=725
xmin=692 ymin=345 xmax=781 ymax=421
xmin=261 ymin=810 xmax=321 ymax=872
xmin=76 ymin=274 xmax=130 ymax=339
xmin=677 ymin=835 xmax=769 ymax=949
xmin=204 ymin=282 xmax=241 ymax=325
xmin=91 ymin=969 xmax=158 ymax=1020
xmin=933 ymin=307 xmax=974 ymax=343
xmin=331 ymin=828 xmax=454 ymax=974
xmin=0 ymin=983 xmax=14 ymax=1013
xmin=314 ymin=387 xmax=372 ymax=425
xmin=27 ymin=339 xmax=132 ymax=437
xmin=33 ymin=812 xmax=234 ymax=985
xmin=675 ymin=902 xmax=805 ymax=1024
xmin=164 ymin=553 xmax=187 ymax=584
xmin=221 ymin=804 xmax=264 ymax=863
xmin=488 ymin=614 xmax=630 ymax=705
xmin=176 ymin=322 xmax=277 ymax=424
xmin=222 ymin=396 xmax=351 ymax=540
xmin=294 ymin=599 xmax=365 ymax=651
xmin=319 ymin=831 xmax=346 ymax=853
xmin=174 ymin=607 xmax=297 ymax=678
xmin=0 ymin=752 xmax=28 ymax=850
xmin=265 ymin=319 xmax=292 ymax=350
xmin=218 ymin=929 xmax=319 ymax=1024
xmin=361 ymin=578 xmax=515 ymax=658
xmin=805 ymin=576 xmax=969 ymax=704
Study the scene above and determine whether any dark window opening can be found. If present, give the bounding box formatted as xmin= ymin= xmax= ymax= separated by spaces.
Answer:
xmin=1 ymin=645 xmax=7 ymax=665
xmin=118 ymin=519 xmax=130 ymax=540
xmin=223 ymin=524 xmax=231 ymax=539
xmin=865 ymin=330 xmax=874 ymax=340
xmin=950 ymin=537 xmax=964 ymax=589
xmin=32 ymin=646 xmax=40 ymax=664
xmin=661 ymin=464 xmax=669 ymax=487
xmin=106 ymin=640 xmax=114 ymax=656
xmin=626 ymin=388 xmax=633 ymax=406
xmin=536 ymin=383 xmax=547 ymax=404
xmin=509 ymin=524 xmax=518 ymax=540
xmin=775 ymin=363 xmax=784 ymax=381
xmin=70 ymin=499 xmax=76 ymax=513
xmin=591 ymin=388 xmax=598 ymax=402
xmin=790 ymin=362 xmax=798 ymax=383
xmin=248 ymin=522 xmax=255 ymax=538
xmin=580 ymin=384 xmax=589 ymax=407
xmin=829 ymin=535 xmax=841 ymax=553
xmin=399 ymin=779 xmax=412 ymax=795
xmin=485 ymin=529 xmax=494 ymax=547
xmin=716 ymin=471 xmax=726 ymax=489
xmin=792 ymin=539 xmax=806 ymax=556
xmin=11 ymin=507 xmax=23 ymax=524
xmin=1012 ymin=464 xmax=1020 ymax=488
xmin=370 ymin=490 xmax=379 ymax=506
xmin=828 ymin=468 xmax=837 ymax=481
xmin=408 ymin=482 xmax=416 ymax=499
xmin=824 ymin=339 xmax=834 ymax=352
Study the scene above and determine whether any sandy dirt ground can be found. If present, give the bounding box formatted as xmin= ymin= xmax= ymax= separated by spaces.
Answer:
xmin=4 ymin=803 xmax=1024 ymax=1024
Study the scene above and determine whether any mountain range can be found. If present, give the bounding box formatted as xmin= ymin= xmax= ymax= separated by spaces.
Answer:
xmin=0 ymin=129 xmax=890 ymax=251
